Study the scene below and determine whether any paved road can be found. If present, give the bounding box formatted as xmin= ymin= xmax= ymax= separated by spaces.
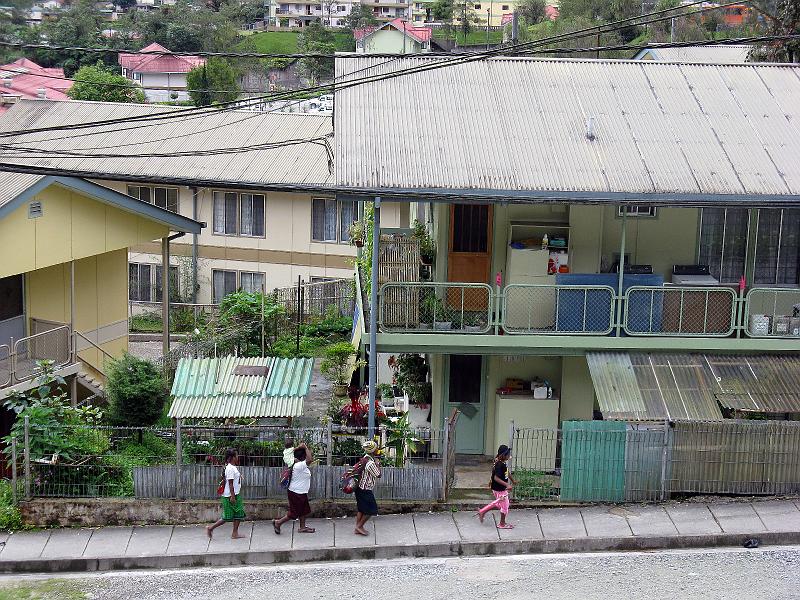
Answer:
xmin=1 ymin=546 xmax=798 ymax=599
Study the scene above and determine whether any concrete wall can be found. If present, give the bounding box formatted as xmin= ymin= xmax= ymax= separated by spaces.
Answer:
xmin=559 ymin=356 xmax=595 ymax=423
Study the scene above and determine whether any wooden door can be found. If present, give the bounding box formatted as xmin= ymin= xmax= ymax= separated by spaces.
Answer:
xmin=447 ymin=204 xmax=492 ymax=310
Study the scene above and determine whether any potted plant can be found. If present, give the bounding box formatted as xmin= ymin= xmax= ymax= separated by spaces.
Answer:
xmin=347 ymin=220 xmax=365 ymax=248
xmin=412 ymin=219 xmax=436 ymax=266
xmin=420 ymin=295 xmax=450 ymax=330
xmin=463 ymin=312 xmax=485 ymax=332
xmin=392 ymin=353 xmax=432 ymax=428
xmin=385 ymin=413 xmax=419 ymax=467
xmin=320 ymin=341 xmax=365 ymax=397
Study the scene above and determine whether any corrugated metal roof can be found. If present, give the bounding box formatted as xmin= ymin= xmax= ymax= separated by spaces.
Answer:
xmin=0 ymin=99 xmax=333 ymax=189
xmin=334 ymin=57 xmax=800 ymax=201
xmin=0 ymin=171 xmax=44 ymax=208
xmin=587 ymin=352 xmax=724 ymax=421
xmin=634 ymin=45 xmax=752 ymax=64
xmin=168 ymin=356 xmax=314 ymax=419
xmin=704 ymin=354 xmax=800 ymax=414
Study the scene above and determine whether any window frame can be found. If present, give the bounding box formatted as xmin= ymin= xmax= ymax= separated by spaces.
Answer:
xmin=129 ymin=262 xmax=179 ymax=302
xmin=240 ymin=271 xmax=266 ymax=294
xmin=311 ymin=197 xmax=357 ymax=244
xmin=127 ymin=184 xmax=179 ymax=213
xmin=698 ymin=208 xmax=751 ymax=284
xmin=212 ymin=269 xmax=239 ymax=303
xmin=752 ymin=208 xmax=800 ymax=286
xmin=213 ymin=190 xmax=266 ymax=238
xmin=617 ymin=205 xmax=658 ymax=218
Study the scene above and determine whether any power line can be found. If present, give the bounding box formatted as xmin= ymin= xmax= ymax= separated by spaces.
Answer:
xmin=0 ymin=0 xmax=764 ymax=142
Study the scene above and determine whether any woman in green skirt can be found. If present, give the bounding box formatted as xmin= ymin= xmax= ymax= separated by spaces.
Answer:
xmin=207 ymin=448 xmax=246 ymax=540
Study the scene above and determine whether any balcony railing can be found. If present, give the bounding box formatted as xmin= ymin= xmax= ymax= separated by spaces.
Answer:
xmin=373 ymin=282 xmax=800 ymax=341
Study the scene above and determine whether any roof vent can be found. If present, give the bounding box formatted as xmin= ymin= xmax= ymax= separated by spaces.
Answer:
xmin=586 ymin=117 xmax=596 ymax=141
xmin=1 ymin=77 xmax=11 ymax=88
xmin=28 ymin=201 xmax=43 ymax=219
xmin=36 ymin=87 xmax=47 ymax=99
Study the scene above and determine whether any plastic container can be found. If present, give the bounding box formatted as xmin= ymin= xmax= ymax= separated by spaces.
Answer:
xmin=749 ymin=314 xmax=771 ymax=336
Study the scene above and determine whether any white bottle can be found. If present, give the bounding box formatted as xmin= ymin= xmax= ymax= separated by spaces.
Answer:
xmin=541 ymin=234 xmax=549 ymax=250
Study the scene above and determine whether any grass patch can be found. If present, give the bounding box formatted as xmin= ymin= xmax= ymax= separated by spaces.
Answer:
xmin=242 ymin=31 xmax=300 ymax=54
xmin=433 ymin=29 xmax=504 ymax=45
xmin=514 ymin=469 xmax=556 ymax=500
xmin=0 ymin=580 xmax=86 ymax=600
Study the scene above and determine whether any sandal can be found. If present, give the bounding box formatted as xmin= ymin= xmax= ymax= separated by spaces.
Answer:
xmin=298 ymin=527 xmax=316 ymax=533
xmin=272 ymin=519 xmax=281 ymax=535
xmin=497 ymin=523 xmax=514 ymax=530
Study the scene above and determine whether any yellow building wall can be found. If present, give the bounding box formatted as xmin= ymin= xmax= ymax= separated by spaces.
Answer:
xmin=0 ymin=184 xmax=169 ymax=279
xmin=560 ymin=356 xmax=595 ymax=423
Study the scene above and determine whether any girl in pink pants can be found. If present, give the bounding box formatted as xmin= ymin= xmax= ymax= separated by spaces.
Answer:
xmin=477 ymin=445 xmax=515 ymax=529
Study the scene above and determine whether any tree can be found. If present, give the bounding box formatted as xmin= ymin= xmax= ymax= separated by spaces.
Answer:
xmin=431 ymin=0 xmax=455 ymax=22
xmin=558 ymin=0 xmax=642 ymax=41
xmin=297 ymin=23 xmax=336 ymax=84
xmin=345 ymin=3 xmax=379 ymax=30
xmin=107 ymin=354 xmax=168 ymax=428
xmin=751 ymin=0 xmax=800 ymax=62
xmin=67 ymin=62 xmax=146 ymax=103
xmin=186 ymin=58 xmax=240 ymax=106
xmin=517 ymin=0 xmax=547 ymax=26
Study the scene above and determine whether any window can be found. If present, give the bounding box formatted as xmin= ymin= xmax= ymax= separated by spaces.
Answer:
xmin=474 ymin=3 xmax=481 ymax=8
xmin=753 ymin=209 xmax=800 ymax=285
xmin=240 ymin=272 xmax=265 ymax=294
xmin=618 ymin=206 xmax=658 ymax=218
xmin=129 ymin=263 xmax=178 ymax=302
xmin=312 ymin=198 xmax=357 ymax=243
xmin=698 ymin=208 xmax=749 ymax=283
xmin=213 ymin=270 xmax=238 ymax=303
xmin=127 ymin=185 xmax=179 ymax=213
xmin=133 ymin=72 xmax=141 ymax=81
xmin=337 ymin=4 xmax=345 ymax=10
xmin=213 ymin=191 xmax=265 ymax=237
xmin=501 ymin=4 xmax=509 ymax=9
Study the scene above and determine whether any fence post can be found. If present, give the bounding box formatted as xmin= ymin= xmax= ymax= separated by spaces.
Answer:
xmin=660 ymin=420 xmax=670 ymax=501
xmin=441 ymin=423 xmax=450 ymax=502
xmin=175 ymin=419 xmax=183 ymax=500
xmin=23 ymin=415 xmax=30 ymax=500
xmin=11 ymin=437 xmax=17 ymax=504
xmin=326 ymin=422 xmax=333 ymax=500
xmin=509 ymin=420 xmax=515 ymax=472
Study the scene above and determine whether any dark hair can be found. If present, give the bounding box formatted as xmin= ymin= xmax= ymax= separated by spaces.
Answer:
xmin=284 ymin=436 xmax=294 ymax=449
xmin=294 ymin=447 xmax=307 ymax=461
xmin=496 ymin=445 xmax=511 ymax=459
xmin=224 ymin=448 xmax=237 ymax=464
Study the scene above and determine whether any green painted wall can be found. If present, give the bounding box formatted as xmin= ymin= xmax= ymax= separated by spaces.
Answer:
xmin=568 ymin=205 xmax=604 ymax=274
xmin=560 ymin=356 xmax=595 ymax=423
xmin=362 ymin=29 xmax=424 ymax=54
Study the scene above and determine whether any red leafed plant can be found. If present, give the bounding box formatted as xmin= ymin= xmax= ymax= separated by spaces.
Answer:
xmin=340 ymin=389 xmax=386 ymax=427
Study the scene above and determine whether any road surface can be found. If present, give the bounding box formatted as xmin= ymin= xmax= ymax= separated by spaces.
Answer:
xmin=1 ymin=546 xmax=798 ymax=599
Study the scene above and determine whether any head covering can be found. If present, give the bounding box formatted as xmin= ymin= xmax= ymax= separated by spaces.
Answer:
xmin=362 ymin=440 xmax=378 ymax=454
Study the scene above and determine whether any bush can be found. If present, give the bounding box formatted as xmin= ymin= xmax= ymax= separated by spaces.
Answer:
xmin=0 ymin=480 xmax=21 ymax=531
xmin=320 ymin=342 xmax=361 ymax=386
xmin=106 ymin=354 xmax=168 ymax=428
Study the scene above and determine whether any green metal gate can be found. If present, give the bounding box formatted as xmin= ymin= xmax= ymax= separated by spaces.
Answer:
xmin=560 ymin=420 xmax=626 ymax=502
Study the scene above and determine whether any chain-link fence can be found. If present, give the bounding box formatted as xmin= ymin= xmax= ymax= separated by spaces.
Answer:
xmin=272 ymin=278 xmax=355 ymax=320
xmin=8 ymin=422 xmax=448 ymax=502
xmin=503 ymin=284 xmax=615 ymax=334
xmin=0 ymin=343 xmax=11 ymax=387
xmin=745 ymin=288 xmax=800 ymax=338
xmin=510 ymin=419 xmax=800 ymax=503
xmin=625 ymin=286 xmax=737 ymax=336
xmin=379 ymin=282 xmax=492 ymax=333
xmin=129 ymin=302 xmax=219 ymax=334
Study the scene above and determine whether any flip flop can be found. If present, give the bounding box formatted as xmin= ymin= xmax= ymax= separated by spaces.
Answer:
xmin=272 ymin=519 xmax=281 ymax=535
xmin=497 ymin=523 xmax=514 ymax=530
xmin=298 ymin=527 xmax=316 ymax=533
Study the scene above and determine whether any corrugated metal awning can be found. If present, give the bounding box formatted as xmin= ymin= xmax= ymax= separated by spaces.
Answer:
xmin=168 ymin=356 xmax=314 ymax=419
xmin=588 ymin=352 xmax=800 ymax=420
xmin=587 ymin=352 xmax=724 ymax=421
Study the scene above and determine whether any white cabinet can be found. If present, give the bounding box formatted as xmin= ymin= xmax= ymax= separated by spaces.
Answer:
xmin=505 ymin=222 xmax=570 ymax=284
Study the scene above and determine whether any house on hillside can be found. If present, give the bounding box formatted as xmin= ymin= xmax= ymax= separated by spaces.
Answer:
xmin=355 ymin=18 xmax=433 ymax=53
xmin=118 ymin=43 xmax=205 ymax=102
xmin=633 ymin=44 xmax=752 ymax=63
xmin=0 ymin=171 xmax=201 ymax=417
xmin=336 ymin=56 xmax=800 ymax=456
xmin=0 ymin=99 xmax=411 ymax=310
xmin=0 ymin=58 xmax=71 ymax=115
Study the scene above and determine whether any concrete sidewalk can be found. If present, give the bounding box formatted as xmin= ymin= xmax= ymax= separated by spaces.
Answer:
xmin=1 ymin=499 xmax=799 ymax=573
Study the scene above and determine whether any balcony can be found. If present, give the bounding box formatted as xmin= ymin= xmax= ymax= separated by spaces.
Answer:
xmin=373 ymin=282 xmax=800 ymax=342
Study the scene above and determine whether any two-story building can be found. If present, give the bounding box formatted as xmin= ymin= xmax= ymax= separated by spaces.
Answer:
xmin=118 ymin=43 xmax=204 ymax=103
xmin=0 ymin=98 xmax=410 ymax=306
xmin=355 ymin=18 xmax=433 ymax=53
xmin=336 ymin=56 xmax=800 ymax=456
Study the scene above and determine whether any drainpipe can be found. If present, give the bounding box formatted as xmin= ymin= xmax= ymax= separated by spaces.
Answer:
xmin=616 ymin=208 xmax=627 ymax=336
xmin=191 ymin=187 xmax=199 ymax=304
xmin=70 ymin=260 xmax=77 ymax=406
xmin=367 ymin=197 xmax=381 ymax=437
xmin=162 ymin=232 xmax=186 ymax=365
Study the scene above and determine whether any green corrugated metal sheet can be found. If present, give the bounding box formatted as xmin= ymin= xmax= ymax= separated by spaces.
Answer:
xmin=560 ymin=420 xmax=627 ymax=502
xmin=168 ymin=356 xmax=314 ymax=419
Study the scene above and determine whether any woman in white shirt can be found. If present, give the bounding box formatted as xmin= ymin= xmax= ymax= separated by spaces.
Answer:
xmin=206 ymin=448 xmax=246 ymax=540
xmin=273 ymin=443 xmax=315 ymax=534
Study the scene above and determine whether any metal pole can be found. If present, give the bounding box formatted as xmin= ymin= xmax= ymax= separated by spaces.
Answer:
xmin=162 ymin=236 xmax=171 ymax=363
xmin=326 ymin=421 xmax=333 ymax=499
xmin=70 ymin=260 xmax=75 ymax=361
xmin=23 ymin=415 xmax=30 ymax=500
xmin=509 ymin=419 xmax=515 ymax=473
xmin=191 ymin=187 xmax=199 ymax=304
xmin=11 ymin=437 xmax=17 ymax=504
xmin=660 ymin=419 xmax=669 ymax=501
xmin=261 ymin=282 xmax=266 ymax=355
xmin=295 ymin=275 xmax=301 ymax=354
xmin=176 ymin=419 xmax=183 ymax=500
xmin=368 ymin=197 xmax=381 ymax=437
xmin=616 ymin=208 xmax=627 ymax=336
xmin=441 ymin=420 xmax=449 ymax=501
xmin=486 ymin=9 xmax=490 ymax=49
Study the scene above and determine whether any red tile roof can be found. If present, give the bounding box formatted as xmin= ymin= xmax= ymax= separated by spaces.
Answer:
xmin=0 ymin=58 xmax=71 ymax=113
xmin=118 ymin=43 xmax=205 ymax=74
xmin=355 ymin=19 xmax=432 ymax=44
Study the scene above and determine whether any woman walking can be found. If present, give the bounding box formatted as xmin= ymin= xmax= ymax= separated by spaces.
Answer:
xmin=477 ymin=445 xmax=515 ymax=530
xmin=346 ymin=440 xmax=382 ymax=536
xmin=206 ymin=448 xmax=246 ymax=540
xmin=273 ymin=443 xmax=315 ymax=534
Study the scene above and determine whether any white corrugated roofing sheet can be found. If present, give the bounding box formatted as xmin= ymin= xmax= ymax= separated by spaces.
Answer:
xmin=0 ymin=171 xmax=44 ymax=208
xmin=637 ymin=45 xmax=752 ymax=64
xmin=0 ymin=99 xmax=333 ymax=189
xmin=334 ymin=57 xmax=800 ymax=201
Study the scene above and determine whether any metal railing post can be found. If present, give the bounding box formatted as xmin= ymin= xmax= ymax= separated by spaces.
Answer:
xmin=509 ymin=419 xmax=515 ymax=473
xmin=11 ymin=437 xmax=17 ymax=504
xmin=441 ymin=423 xmax=449 ymax=502
xmin=23 ymin=415 xmax=30 ymax=500
xmin=326 ymin=422 xmax=333 ymax=500
xmin=175 ymin=419 xmax=183 ymax=500
xmin=660 ymin=420 xmax=670 ymax=502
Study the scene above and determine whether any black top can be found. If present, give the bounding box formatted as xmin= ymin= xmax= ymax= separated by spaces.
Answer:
xmin=490 ymin=460 xmax=509 ymax=492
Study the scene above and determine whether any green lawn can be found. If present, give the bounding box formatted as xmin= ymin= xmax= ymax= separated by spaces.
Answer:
xmin=434 ymin=29 xmax=505 ymax=45
xmin=240 ymin=31 xmax=300 ymax=54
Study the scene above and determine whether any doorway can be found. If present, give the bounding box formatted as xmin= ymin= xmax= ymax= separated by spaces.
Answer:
xmin=445 ymin=354 xmax=485 ymax=455
xmin=447 ymin=205 xmax=492 ymax=310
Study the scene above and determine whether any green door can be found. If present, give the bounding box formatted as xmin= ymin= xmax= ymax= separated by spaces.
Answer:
xmin=560 ymin=420 xmax=626 ymax=502
xmin=445 ymin=355 xmax=485 ymax=455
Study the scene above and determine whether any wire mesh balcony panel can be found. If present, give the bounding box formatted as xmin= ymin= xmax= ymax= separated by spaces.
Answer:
xmin=624 ymin=286 xmax=736 ymax=337
xmin=744 ymin=288 xmax=800 ymax=338
xmin=379 ymin=282 xmax=492 ymax=333
xmin=502 ymin=285 xmax=615 ymax=335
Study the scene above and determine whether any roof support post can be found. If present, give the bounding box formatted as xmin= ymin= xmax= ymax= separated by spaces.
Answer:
xmin=616 ymin=207 xmax=627 ymax=336
xmin=162 ymin=236 xmax=170 ymax=367
xmin=368 ymin=197 xmax=381 ymax=437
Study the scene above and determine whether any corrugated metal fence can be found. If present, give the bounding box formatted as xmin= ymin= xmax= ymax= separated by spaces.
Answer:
xmin=511 ymin=419 xmax=800 ymax=503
